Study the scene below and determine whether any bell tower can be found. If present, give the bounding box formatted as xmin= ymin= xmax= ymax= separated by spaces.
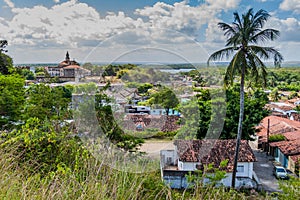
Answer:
xmin=65 ymin=51 xmax=70 ymax=62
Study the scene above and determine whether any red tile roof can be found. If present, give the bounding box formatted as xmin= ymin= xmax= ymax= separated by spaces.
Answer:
xmin=283 ymin=130 xmax=300 ymax=141
xmin=290 ymin=154 xmax=300 ymax=163
xmin=265 ymin=103 xmax=295 ymax=111
xmin=269 ymin=139 xmax=300 ymax=156
xmin=63 ymin=65 xmax=81 ymax=69
xmin=174 ymin=139 xmax=256 ymax=172
xmin=256 ymin=116 xmax=300 ymax=135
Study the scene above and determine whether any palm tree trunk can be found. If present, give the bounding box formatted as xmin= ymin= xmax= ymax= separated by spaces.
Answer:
xmin=231 ymin=65 xmax=245 ymax=188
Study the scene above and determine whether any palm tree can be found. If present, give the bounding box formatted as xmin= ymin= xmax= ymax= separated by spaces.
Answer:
xmin=207 ymin=8 xmax=283 ymax=188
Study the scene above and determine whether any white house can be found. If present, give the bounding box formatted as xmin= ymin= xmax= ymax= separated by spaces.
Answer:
xmin=160 ymin=139 xmax=257 ymax=189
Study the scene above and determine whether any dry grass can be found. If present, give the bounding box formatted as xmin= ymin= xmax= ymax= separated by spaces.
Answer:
xmin=0 ymin=146 xmax=272 ymax=200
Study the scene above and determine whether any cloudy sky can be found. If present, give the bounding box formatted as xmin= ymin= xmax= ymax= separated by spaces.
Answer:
xmin=0 ymin=0 xmax=299 ymax=64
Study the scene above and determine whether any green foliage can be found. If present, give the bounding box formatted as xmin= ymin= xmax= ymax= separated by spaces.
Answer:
xmin=72 ymin=83 xmax=143 ymax=150
xmin=121 ymin=67 xmax=170 ymax=84
xmin=1 ymin=117 xmax=89 ymax=175
xmin=269 ymin=134 xmax=285 ymax=142
xmin=276 ymin=176 xmax=300 ymax=200
xmin=179 ymin=87 xmax=268 ymax=140
xmin=95 ymin=96 xmax=144 ymax=150
xmin=149 ymin=86 xmax=179 ymax=115
xmin=0 ymin=40 xmax=14 ymax=75
xmin=24 ymin=70 xmax=35 ymax=80
xmin=270 ymin=87 xmax=281 ymax=101
xmin=137 ymin=83 xmax=153 ymax=94
xmin=102 ymin=63 xmax=137 ymax=77
xmin=267 ymin=68 xmax=300 ymax=91
xmin=187 ymin=69 xmax=206 ymax=86
xmin=23 ymin=84 xmax=72 ymax=121
xmin=35 ymin=67 xmax=46 ymax=74
xmin=224 ymin=87 xmax=269 ymax=140
xmin=0 ymin=52 xmax=13 ymax=75
xmin=185 ymin=160 xmax=228 ymax=188
xmin=153 ymin=130 xmax=177 ymax=139
xmin=0 ymin=74 xmax=25 ymax=127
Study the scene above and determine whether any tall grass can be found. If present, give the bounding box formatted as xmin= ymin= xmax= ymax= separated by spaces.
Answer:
xmin=0 ymin=145 xmax=272 ymax=200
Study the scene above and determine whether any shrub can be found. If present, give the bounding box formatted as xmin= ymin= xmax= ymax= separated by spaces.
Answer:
xmin=269 ymin=134 xmax=285 ymax=142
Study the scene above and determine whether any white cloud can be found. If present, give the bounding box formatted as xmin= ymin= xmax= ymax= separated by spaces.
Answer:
xmin=280 ymin=0 xmax=300 ymax=14
xmin=205 ymin=0 xmax=241 ymax=10
xmin=267 ymin=17 xmax=300 ymax=42
xmin=3 ymin=1 xmax=235 ymax=47
xmin=3 ymin=0 xmax=15 ymax=8
xmin=53 ymin=0 xmax=60 ymax=3
xmin=1 ymin=0 xmax=244 ymax=63
xmin=205 ymin=18 xmax=225 ymax=43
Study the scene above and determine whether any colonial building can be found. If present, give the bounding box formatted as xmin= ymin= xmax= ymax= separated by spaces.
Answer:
xmin=47 ymin=52 xmax=90 ymax=81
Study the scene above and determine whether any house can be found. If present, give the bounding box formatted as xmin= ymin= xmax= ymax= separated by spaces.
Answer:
xmin=255 ymin=116 xmax=300 ymax=150
xmin=256 ymin=116 xmax=300 ymax=175
xmin=160 ymin=139 xmax=257 ymax=189
xmin=265 ymin=102 xmax=298 ymax=120
xmin=269 ymin=139 xmax=300 ymax=176
xmin=268 ymin=130 xmax=300 ymax=176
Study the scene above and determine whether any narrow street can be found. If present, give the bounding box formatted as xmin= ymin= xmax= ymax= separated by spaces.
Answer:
xmin=249 ymin=141 xmax=281 ymax=193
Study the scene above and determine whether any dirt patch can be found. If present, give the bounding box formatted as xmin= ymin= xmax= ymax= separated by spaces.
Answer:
xmin=139 ymin=140 xmax=175 ymax=159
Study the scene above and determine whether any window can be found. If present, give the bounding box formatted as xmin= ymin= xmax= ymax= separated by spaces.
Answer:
xmin=237 ymin=165 xmax=244 ymax=173
xmin=167 ymin=157 xmax=172 ymax=165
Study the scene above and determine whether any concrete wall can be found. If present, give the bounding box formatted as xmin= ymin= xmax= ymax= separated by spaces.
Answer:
xmin=275 ymin=148 xmax=288 ymax=168
xmin=160 ymin=150 xmax=176 ymax=168
xmin=183 ymin=162 xmax=199 ymax=171
xmin=163 ymin=176 xmax=189 ymax=189
xmin=163 ymin=172 xmax=257 ymax=189
xmin=236 ymin=162 xmax=253 ymax=178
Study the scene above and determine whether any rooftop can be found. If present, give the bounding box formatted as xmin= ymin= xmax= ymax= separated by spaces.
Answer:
xmin=256 ymin=116 xmax=300 ymax=137
xmin=269 ymin=139 xmax=300 ymax=156
xmin=174 ymin=139 xmax=256 ymax=172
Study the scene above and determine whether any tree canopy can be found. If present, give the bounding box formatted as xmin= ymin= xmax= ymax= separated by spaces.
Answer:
xmin=0 ymin=40 xmax=13 ymax=75
xmin=207 ymin=8 xmax=283 ymax=188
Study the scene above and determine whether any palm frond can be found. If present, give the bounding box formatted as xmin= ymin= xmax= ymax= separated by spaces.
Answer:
xmin=233 ymin=11 xmax=242 ymax=28
xmin=218 ymin=22 xmax=237 ymax=38
xmin=252 ymin=9 xmax=270 ymax=29
xmin=207 ymin=47 xmax=236 ymax=66
xmin=224 ymin=50 xmax=245 ymax=86
xmin=249 ymin=46 xmax=283 ymax=63
xmin=247 ymin=52 xmax=268 ymax=86
xmin=250 ymin=29 xmax=280 ymax=43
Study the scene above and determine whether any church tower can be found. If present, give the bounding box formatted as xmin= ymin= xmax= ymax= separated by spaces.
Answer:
xmin=65 ymin=51 xmax=70 ymax=62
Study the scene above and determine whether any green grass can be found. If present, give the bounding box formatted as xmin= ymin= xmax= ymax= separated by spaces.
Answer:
xmin=0 ymin=143 xmax=295 ymax=200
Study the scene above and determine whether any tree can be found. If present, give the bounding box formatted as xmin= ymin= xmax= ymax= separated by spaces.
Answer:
xmin=0 ymin=74 xmax=25 ymax=127
xmin=188 ymin=87 xmax=268 ymax=140
xmin=150 ymin=86 xmax=179 ymax=115
xmin=207 ymin=8 xmax=283 ymax=188
xmin=0 ymin=40 xmax=13 ymax=75
xmin=270 ymin=87 xmax=281 ymax=101
xmin=23 ymin=84 xmax=72 ymax=121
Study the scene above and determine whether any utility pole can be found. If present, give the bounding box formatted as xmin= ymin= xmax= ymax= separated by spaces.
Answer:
xmin=266 ymin=119 xmax=270 ymax=154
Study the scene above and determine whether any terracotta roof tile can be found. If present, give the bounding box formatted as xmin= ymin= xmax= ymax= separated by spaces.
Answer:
xmin=174 ymin=139 xmax=256 ymax=172
xmin=256 ymin=116 xmax=300 ymax=138
xmin=269 ymin=139 xmax=300 ymax=155
xmin=265 ymin=103 xmax=295 ymax=111
xmin=63 ymin=65 xmax=81 ymax=69
xmin=283 ymin=130 xmax=300 ymax=141
xmin=290 ymin=154 xmax=300 ymax=163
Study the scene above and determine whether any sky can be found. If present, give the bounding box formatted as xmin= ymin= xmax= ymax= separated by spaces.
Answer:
xmin=0 ymin=0 xmax=299 ymax=64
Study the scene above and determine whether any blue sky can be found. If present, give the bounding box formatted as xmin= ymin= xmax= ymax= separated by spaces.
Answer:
xmin=0 ymin=0 xmax=299 ymax=64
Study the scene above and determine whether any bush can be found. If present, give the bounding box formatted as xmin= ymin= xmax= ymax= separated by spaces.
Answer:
xmin=1 ymin=117 xmax=90 ymax=176
xmin=269 ymin=134 xmax=285 ymax=142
